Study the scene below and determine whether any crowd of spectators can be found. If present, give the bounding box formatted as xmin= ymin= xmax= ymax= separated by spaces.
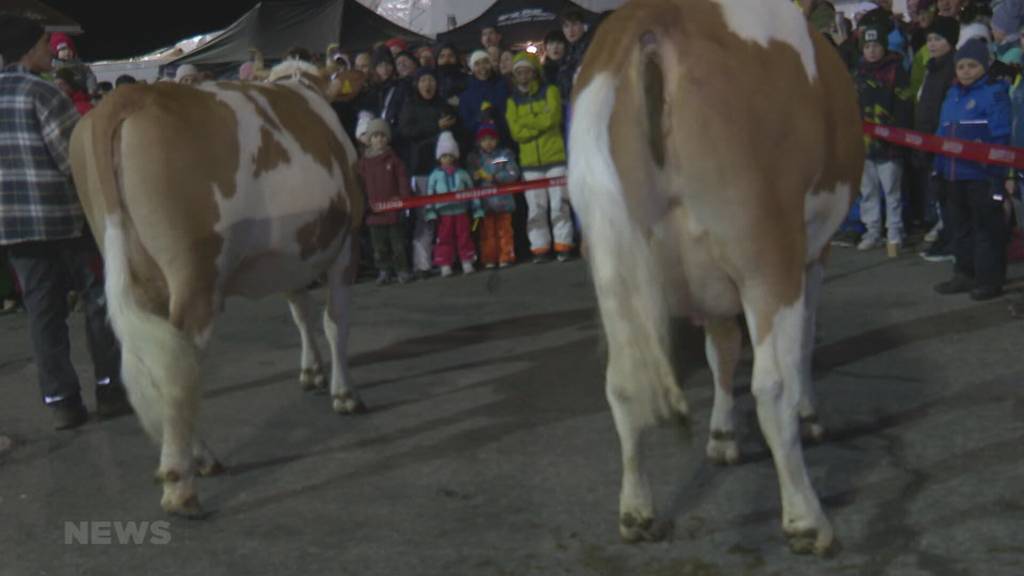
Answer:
xmin=806 ymin=0 xmax=1024 ymax=311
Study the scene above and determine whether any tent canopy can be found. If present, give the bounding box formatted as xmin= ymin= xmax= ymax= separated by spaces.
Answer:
xmin=0 ymin=0 xmax=82 ymax=33
xmin=171 ymin=0 xmax=429 ymax=67
xmin=435 ymin=0 xmax=601 ymax=51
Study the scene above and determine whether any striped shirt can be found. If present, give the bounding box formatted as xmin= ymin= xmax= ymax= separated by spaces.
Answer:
xmin=0 ymin=63 xmax=84 ymax=245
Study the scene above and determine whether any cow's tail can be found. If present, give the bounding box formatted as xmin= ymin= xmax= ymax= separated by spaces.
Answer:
xmin=82 ymin=94 xmax=201 ymax=443
xmin=568 ymin=72 xmax=685 ymax=428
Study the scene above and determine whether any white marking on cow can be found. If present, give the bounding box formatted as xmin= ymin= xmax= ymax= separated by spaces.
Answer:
xmin=744 ymin=292 xmax=831 ymax=550
xmin=196 ymin=83 xmax=345 ymax=291
xmin=711 ymin=0 xmax=818 ymax=80
xmin=804 ymin=183 xmax=851 ymax=260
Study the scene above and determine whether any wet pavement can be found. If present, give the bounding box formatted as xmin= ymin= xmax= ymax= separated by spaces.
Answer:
xmin=0 ymin=248 xmax=1022 ymax=576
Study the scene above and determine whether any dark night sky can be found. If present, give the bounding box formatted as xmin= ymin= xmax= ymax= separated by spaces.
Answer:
xmin=44 ymin=1 xmax=262 ymax=61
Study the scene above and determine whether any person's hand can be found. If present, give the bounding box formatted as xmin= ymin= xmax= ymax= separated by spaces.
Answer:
xmin=439 ymin=115 xmax=456 ymax=129
xmin=447 ymin=96 xmax=460 ymax=107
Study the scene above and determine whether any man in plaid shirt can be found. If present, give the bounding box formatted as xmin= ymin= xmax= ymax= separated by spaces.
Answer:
xmin=0 ymin=15 xmax=129 ymax=430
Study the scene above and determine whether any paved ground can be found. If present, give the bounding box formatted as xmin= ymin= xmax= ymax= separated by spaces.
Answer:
xmin=0 ymin=247 xmax=1022 ymax=576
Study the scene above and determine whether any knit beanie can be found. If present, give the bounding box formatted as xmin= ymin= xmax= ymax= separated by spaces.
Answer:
xmin=49 ymin=32 xmax=74 ymax=56
xmin=436 ymin=130 xmax=459 ymax=159
xmin=366 ymin=117 xmax=391 ymax=140
xmin=385 ymin=38 xmax=408 ymax=53
xmin=860 ymin=24 xmax=888 ymax=50
xmin=0 ymin=15 xmax=45 ymax=64
xmin=512 ymin=51 xmax=541 ymax=73
xmin=469 ymin=50 xmax=491 ymax=69
xmin=927 ymin=15 xmax=960 ymax=48
xmin=175 ymin=64 xmax=199 ymax=82
xmin=475 ymin=123 xmax=499 ymax=143
xmin=355 ymin=111 xmax=376 ymax=141
xmin=992 ymin=0 xmax=1024 ymax=37
xmin=958 ymin=21 xmax=992 ymax=48
xmin=956 ymin=37 xmax=991 ymax=72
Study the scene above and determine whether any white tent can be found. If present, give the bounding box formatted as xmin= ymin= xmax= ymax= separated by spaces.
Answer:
xmin=89 ymin=32 xmax=221 ymax=84
xmin=357 ymin=0 xmax=625 ymax=37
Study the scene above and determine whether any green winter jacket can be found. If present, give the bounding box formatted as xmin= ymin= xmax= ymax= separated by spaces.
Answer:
xmin=506 ymin=83 xmax=566 ymax=169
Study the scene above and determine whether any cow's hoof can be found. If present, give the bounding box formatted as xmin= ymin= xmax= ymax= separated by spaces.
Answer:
xmin=785 ymin=527 xmax=839 ymax=558
xmin=195 ymin=458 xmax=225 ymax=477
xmin=332 ymin=393 xmax=368 ymax=414
xmin=300 ymin=367 xmax=327 ymax=392
xmin=706 ymin=430 xmax=740 ymax=465
xmin=800 ymin=415 xmax=825 ymax=443
xmin=162 ymin=491 xmax=202 ymax=518
xmin=619 ymin=514 xmax=671 ymax=543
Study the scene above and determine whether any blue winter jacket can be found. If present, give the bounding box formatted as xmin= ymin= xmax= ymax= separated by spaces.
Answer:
xmin=934 ymin=76 xmax=1012 ymax=181
xmin=459 ymin=76 xmax=510 ymax=144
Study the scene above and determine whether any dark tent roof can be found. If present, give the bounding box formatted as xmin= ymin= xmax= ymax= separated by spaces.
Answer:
xmin=170 ymin=0 xmax=428 ymax=67
xmin=436 ymin=0 xmax=602 ymax=51
xmin=0 ymin=0 xmax=82 ymax=33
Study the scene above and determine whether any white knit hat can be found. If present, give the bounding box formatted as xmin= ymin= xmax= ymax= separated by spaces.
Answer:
xmin=355 ymin=111 xmax=376 ymax=140
xmin=468 ymin=50 xmax=491 ymax=69
xmin=366 ymin=117 xmax=391 ymax=140
xmin=435 ymin=130 xmax=459 ymax=159
xmin=175 ymin=64 xmax=199 ymax=82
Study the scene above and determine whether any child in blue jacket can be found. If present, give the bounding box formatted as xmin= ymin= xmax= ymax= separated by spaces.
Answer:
xmin=426 ymin=131 xmax=485 ymax=277
xmin=933 ymin=38 xmax=1014 ymax=301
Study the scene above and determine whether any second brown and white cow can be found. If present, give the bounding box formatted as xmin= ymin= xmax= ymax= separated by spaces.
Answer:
xmin=70 ymin=62 xmax=366 ymax=515
xmin=568 ymin=0 xmax=863 ymax=556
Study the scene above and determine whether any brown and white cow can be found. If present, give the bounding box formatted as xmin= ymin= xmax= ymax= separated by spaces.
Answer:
xmin=69 ymin=62 xmax=367 ymax=516
xmin=568 ymin=0 xmax=863 ymax=556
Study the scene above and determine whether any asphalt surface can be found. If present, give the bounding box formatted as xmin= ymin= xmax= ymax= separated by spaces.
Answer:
xmin=0 ymin=247 xmax=1022 ymax=576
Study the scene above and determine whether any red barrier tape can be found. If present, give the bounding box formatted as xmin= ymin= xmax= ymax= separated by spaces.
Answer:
xmin=863 ymin=121 xmax=1024 ymax=169
xmin=371 ymin=177 xmax=566 ymax=213
xmin=370 ymin=124 xmax=1022 ymax=213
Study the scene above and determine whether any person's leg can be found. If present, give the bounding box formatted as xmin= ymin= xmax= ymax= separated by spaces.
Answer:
xmin=411 ymin=176 xmax=435 ymax=273
xmin=878 ymin=160 xmax=905 ymax=249
xmin=7 ymin=240 xmax=85 ymax=428
xmin=62 ymin=236 xmax=130 ymax=417
xmin=935 ymin=180 xmax=978 ymax=294
xmin=857 ymin=160 xmax=883 ymax=248
xmin=497 ymin=212 xmax=516 ymax=265
xmin=969 ymin=181 xmax=1010 ymax=297
xmin=454 ymin=213 xmax=477 ymax=268
xmin=369 ymin=225 xmax=391 ymax=283
xmin=523 ymin=170 xmax=553 ymax=257
xmin=433 ymin=215 xmax=456 ymax=269
xmin=388 ymin=223 xmax=411 ymax=277
xmin=546 ymin=166 xmax=574 ymax=256
xmin=948 ymin=180 xmax=976 ymax=279
xmin=479 ymin=213 xmax=499 ymax=266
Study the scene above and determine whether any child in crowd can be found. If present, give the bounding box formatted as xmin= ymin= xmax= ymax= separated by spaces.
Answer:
xmin=854 ymin=23 xmax=913 ymax=257
xmin=933 ymin=38 xmax=1013 ymax=301
xmin=468 ymin=123 xmax=520 ymax=269
xmin=425 ymin=131 xmax=484 ymax=277
xmin=357 ymin=118 xmax=414 ymax=285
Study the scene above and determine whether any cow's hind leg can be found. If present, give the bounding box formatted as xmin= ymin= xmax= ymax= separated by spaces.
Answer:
xmin=744 ymin=285 xmax=835 ymax=556
xmin=287 ymin=291 xmax=326 ymax=392
xmin=324 ymin=236 xmax=366 ymax=414
xmin=705 ymin=317 xmax=742 ymax=465
xmin=104 ymin=219 xmax=204 ymax=517
xmin=599 ymin=261 xmax=682 ymax=543
xmin=797 ymin=262 xmax=825 ymax=442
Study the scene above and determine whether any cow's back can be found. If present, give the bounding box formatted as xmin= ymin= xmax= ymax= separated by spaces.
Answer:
xmin=572 ymin=0 xmax=861 ymax=318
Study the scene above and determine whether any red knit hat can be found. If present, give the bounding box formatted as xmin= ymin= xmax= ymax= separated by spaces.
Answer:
xmin=385 ymin=38 xmax=408 ymax=53
xmin=476 ymin=123 xmax=499 ymax=142
xmin=49 ymin=32 xmax=74 ymax=56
